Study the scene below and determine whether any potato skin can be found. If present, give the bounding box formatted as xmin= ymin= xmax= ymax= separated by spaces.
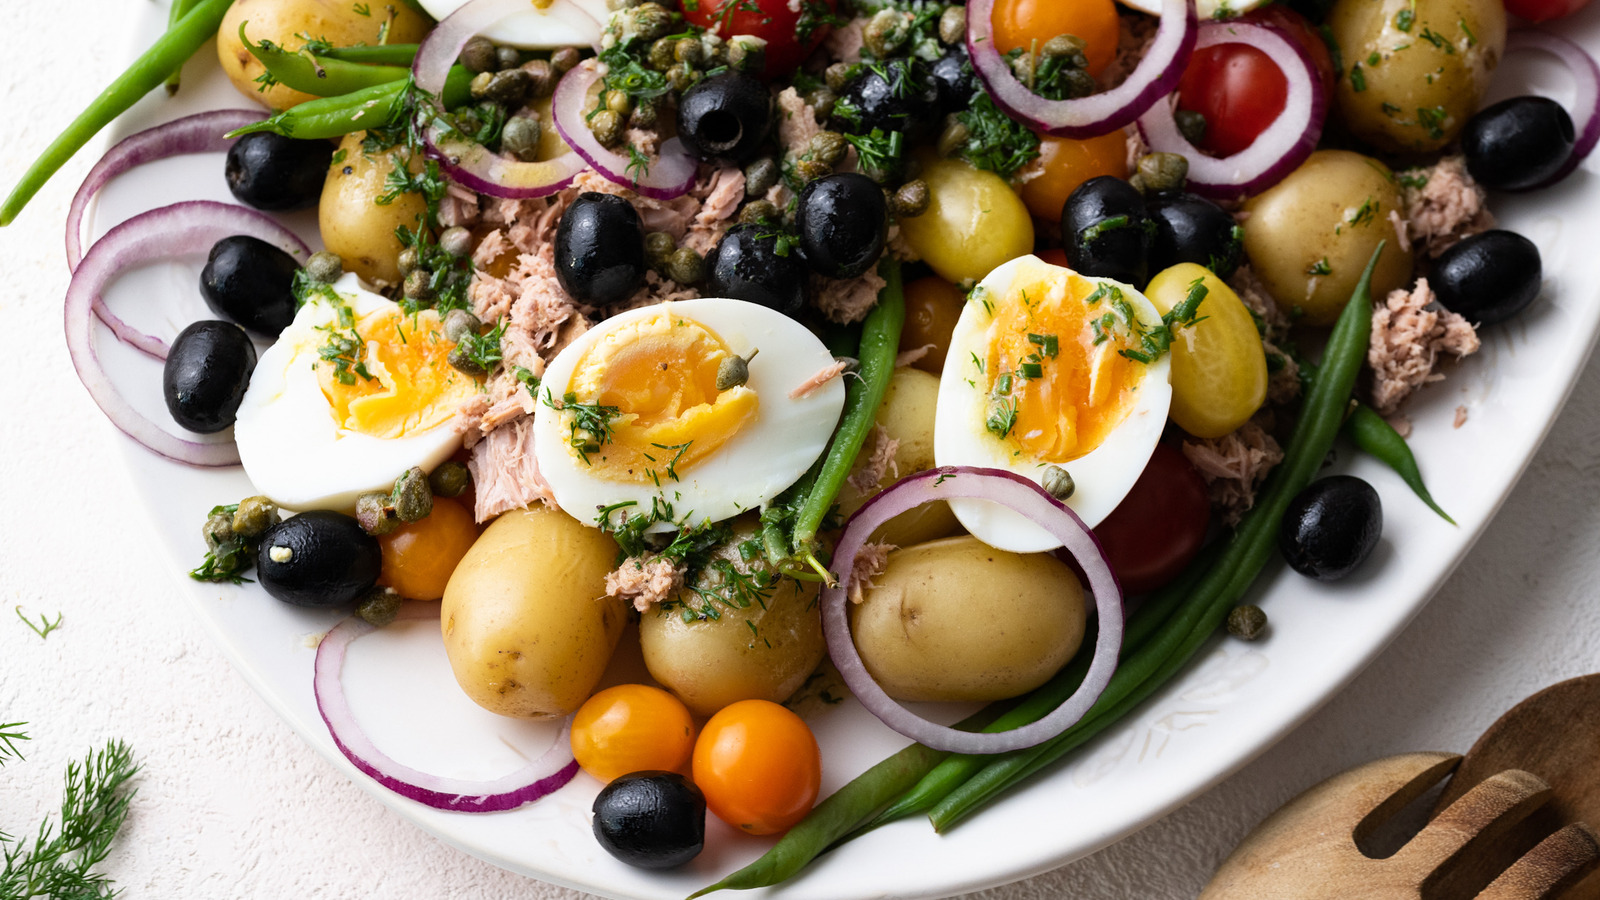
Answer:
xmin=835 ymin=367 xmax=962 ymax=547
xmin=319 ymin=133 xmax=428 ymax=285
xmin=849 ymin=535 xmax=1086 ymax=703
xmin=1241 ymin=150 xmax=1413 ymax=326
xmin=441 ymin=506 xmax=626 ymax=719
xmin=218 ymin=0 xmax=431 ymax=111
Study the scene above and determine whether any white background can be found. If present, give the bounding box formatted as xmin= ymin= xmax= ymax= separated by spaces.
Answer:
xmin=4 ymin=1 xmax=1600 ymax=897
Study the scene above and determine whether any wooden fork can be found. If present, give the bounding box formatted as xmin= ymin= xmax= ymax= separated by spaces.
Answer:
xmin=1199 ymin=753 xmax=1600 ymax=899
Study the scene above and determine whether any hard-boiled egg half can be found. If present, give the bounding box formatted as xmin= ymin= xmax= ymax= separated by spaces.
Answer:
xmin=235 ymin=273 xmax=478 ymax=511
xmin=533 ymin=298 xmax=846 ymax=531
xmin=934 ymin=255 xmax=1173 ymax=553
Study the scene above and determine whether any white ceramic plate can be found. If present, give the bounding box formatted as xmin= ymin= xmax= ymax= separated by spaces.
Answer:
xmin=85 ymin=4 xmax=1600 ymax=898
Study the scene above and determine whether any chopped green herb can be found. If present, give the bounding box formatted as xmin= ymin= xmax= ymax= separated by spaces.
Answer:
xmin=954 ymin=91 xmax=1041 ymax=180
xmin=1307 ymin=257 xmax=1332 ymax=276
xmin=1395 ymin=7 xmax=1415 ymax=30
xmin=1416 ymin=105 xmax=1448 ymax=139
xmin=1418 ymin=27 xmax=1455 ymax=53
xmin=544 ymin=390 xmax=622 ymax=465
xmin=0 ymin=740 xmax=139 ymax=900
xmin=1350 ymin=63 xmax=1367 ymax=92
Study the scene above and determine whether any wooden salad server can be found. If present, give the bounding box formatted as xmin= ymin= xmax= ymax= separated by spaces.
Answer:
xmin=1198 ymin=752 xmax=1600 ymax=899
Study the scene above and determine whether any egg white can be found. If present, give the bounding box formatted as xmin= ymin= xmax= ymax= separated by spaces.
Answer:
xmin=933 ymin=256 xmax=1173 ymax=553
xmin=414 ymin=0 xmax=607 ymax=48
xmin=533 ymin=297 xmax=847 ymax=531
xmin=234 ymin=274 xmax=465 ymax=512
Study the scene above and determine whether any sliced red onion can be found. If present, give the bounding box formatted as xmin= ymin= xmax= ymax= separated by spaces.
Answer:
xmin=1506 ymin=29 xmax=1600 ymax=189
xmin=966 ymin=0 xmax=1195 ymax=139
xmin=65 ymin=200 xmax=310 ymax=467
xmin=313 ymin=603 xmax=580 ymax=812
xmin=821 ymin=466 xmax=1124 ymax=755
xmin=552 ymin=61 xmax=699 ymax=200
xmin=1136 ymin=21 xmax=1326 ymax=200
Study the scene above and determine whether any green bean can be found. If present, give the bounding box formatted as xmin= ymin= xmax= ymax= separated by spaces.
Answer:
xmin=227 ymin=67 xmax=472 ymax=141
xmin=322 ymin=43 xmax=421 ymax=65
xmin=241 ymin=24 xmax=412 ymax=97
xmin=927 ymin=244 xmax=1387 ymax=832
xmin=1345 ymin=403 xmax=1455 ymax=524
xmin=790 ymin=258 xmax=905 ymax=572
xmin=0 ymin=0 xmax=232 ymax=226
xmin=162 ymin=0 xmax=202 ymax=95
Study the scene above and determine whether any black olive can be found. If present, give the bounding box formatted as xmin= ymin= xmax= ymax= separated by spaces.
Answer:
xmin=256 ymin=511 xmax=382 ymax=608
xmin=928 ymin=48 xmax=976 ymax=114
xmin=705 ymin=224 xmax=808 ymax=318
xmin=200 ymin=235 xmax=301 ymax=337
xmin=592 ymin=771 xmax=706 ymax=869
xmin=1062 ymin=176 xmax=1153 ymax=287
xmin=1431 ymin=229 xmax=1542 ymax=325
xmin=1146 ymin=193 xmax=1243 ymax=281
xmin=1279 ymin=475 xmax=1382 ymax=582
xmin=1462 ymin=96 xmax=1575 ymax=191
xmin=162 ymin=320 xmax=257 ymax=434
xmin=554 ymin=193 xmax=647 ymax=307
xmin=676 ymin=72 xmax=773 ymax=166
xmin=225 ymin=132 xmax=334 ymax=210
xmin=836 ymin=58 xmax=939 ymax=137
xmin=797 ymin=173 xmax=888 ymax=279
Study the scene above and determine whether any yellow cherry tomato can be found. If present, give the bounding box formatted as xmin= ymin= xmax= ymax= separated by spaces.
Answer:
xmin=570 ymin=684 xmax=697 ymax=783
xmin=1144 ymin=263 xmax=1268 ymax=439
xmin=1017 ymin=132 xmax=1129 ymax=221
xmin=991 ymin=0 xmax=1122 ymax=77
xmin=898 ymin=156 xmax=1034 ymax=286
xmin=376 ymin=497 xmax=479 ymax=601
xmin=691 ymin=700 xmax=820 ymax=835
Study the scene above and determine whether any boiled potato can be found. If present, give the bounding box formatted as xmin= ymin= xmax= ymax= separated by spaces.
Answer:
xmin=320 ymin=132 xmax=429 ymax=285
xmin=1328 ymin=0 xmax=1504 ymax=154
xmin=898 ymin=155 xmax=1034 ymax=286
xmin=640 ymin=519 xmax=826 ymax=717
xmin=835 ymin=367 xmax=962 ymax=547
xmin=1145 ymin=263 xmax=1267 ymax=439
xmin=1241 ymin=150 xmax=1413 ymax=326
xmin=218 ymin=0 xmax=432 ymax=111
xmin=849 ymin=535 xmax=1086 ymax=702
xmin=441 ymin=506 xmax=626 ymax=719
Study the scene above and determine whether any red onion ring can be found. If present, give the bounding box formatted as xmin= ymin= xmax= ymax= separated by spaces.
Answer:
xmin=551 ymin=61 xmax=699 ymax=200
xmin=821 ymin=466 xmax=1124 ymax=755
xmin=1136 ymin=21 xmax=1326 ymax=199
xmin=1505 ymin=29 xmax=1600 ymax=189
xmin=65 ymin=200 xmax=310 ymax=468
xmin=413 ymin=0 xmax=593 ymax=199
xmin=966 ymin=0 xmax=1196 ymax=139
xmin=313 ymin=603 xmax=580 ymax=812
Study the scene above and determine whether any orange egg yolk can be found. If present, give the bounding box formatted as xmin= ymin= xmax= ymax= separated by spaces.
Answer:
xmin=565 ymin=311 xmax=758 ymax=483
xmin=317 ymin=307 xmax=477 ymax=437
xmin=979 ymin=268 xmax=1148 ymax=463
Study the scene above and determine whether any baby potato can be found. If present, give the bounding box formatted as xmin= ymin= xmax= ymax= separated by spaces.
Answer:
xmin=1241 ymin=150 xmax=1413 ymax=326
xmin=640 ymin=521 xmax=825 ymax=717
xmin=1144 ymin=263 xmax=1267 ymax=439
xmin=898 ymin=156 xmax=1034 ymax=286
xmin=320 ymin=133 xmax=429 ymax=285
xmin=218 ymin=0 xmax=432 ymax=111
xmin=849 ymin=535 xmax=1086 ymax=703
xmin=441 ymin=506 xmax=627 ymax=719
xmin=836 ymin=368 xmax=962 ymax=547
xmin=1328 ymin=0 xmax=1504 ymax=154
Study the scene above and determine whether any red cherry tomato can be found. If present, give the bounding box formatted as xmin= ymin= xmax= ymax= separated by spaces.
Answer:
xmin=1092 ymin=443 xmax=1210 ymax=595
xmin=681 ymin=0 xmax=839 ymax=79
xmin=1506 ymin=0 xmax=1593 ymax=20
xmin=1242 ymin=6 xmax=1336 ymax=97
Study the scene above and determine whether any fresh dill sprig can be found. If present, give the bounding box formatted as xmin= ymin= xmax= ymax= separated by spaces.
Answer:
xmin=954 ymin=91 xmax=1041 ymax=180
xmin=0 ymin=723 xmax=27 ymax=765
xmin=543 ymin=390 xmax=623 ymax=465
xmin=0 ymin=740 xmax=139 ymax=900
xmin=13 ymin=608 xmax=62 ymax=641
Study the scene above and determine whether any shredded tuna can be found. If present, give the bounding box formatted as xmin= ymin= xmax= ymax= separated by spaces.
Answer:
xmin=472 ymin=229 xmax=514 ymax=269
xmin=1368 ymin=277 xmax=1480 ymax=415
xmin=683 ymin=166 xmax=746 ymax=255
xmin=606 ymin=555 xmax=687 ymax=612
xmin=824 ymin=17 xmax=866 ymax=67
xmin=470 ymin=269 xmax=518 ymax=324
xmin=1229 ymin=265 xmax=1291 ymax=344
xmin=481 ymin=196 xmax=542 ymax=228
xmin=1123 ymin=123 xmax=1151 ymax=176
xmin=814 ymin=267 xmax=887 ymax=324
xmin=848 ymin=542 xmax=896 ymax=605
xmin=1387 ymin=208 xmax=1412 ymax=253
xmin=777 ymin=87 xmax=823 ymax=155
xmin=437 ymin=182 xmax=481 ymax=229
xmin=765 ymin=180 xmax=796 ymax=215
xmin=1454 ymin=405 xmax=1469 ymax=428
xmin=455 ymin=393 xmax=491 ymax=449
xmin=1261 ymin=338 xmax=1302 ymax=406
xmin=626 ymin=127 xmax=660 ymax=158
xmin=1387 ymin=415 xmax=1413 ymax=438
xmin=1099 ymin=12 xmax=1159 ymax=91
xmin=1399 ymin=155 xmax=1495 ymax=258
xmin=895 ymin=343 xmax=934 ymax=368
xmin=1183 ymin=419 xmax=1285 ymax=525
xmin=503 ymin=244 xmax=580 ymax=369
xmin=790 ymin=358 xmax=849 ymax=399
xmin=467 ymin=417 xmax=555 ymax=522
xmin=848 ymin=424 xmax=900 ymax=495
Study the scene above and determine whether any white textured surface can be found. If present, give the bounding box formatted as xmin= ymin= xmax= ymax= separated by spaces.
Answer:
xmin=3 ymin=2 xmax=1600 ymax=897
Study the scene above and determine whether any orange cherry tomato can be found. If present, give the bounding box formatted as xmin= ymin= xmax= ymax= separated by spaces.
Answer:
xmin=1017 ymin=131 xmax=1130 ymax=221
xmin=990 ymin=0 xmax=1121 ymax=78
xmin=899 ymin=276 xmax=966 ymax=375
xmin=571 ymin=684 xmax=697 ymax=783
xmin=691 ymin=700 xmax=821 ymax=836
xmin=376 ymin=496 xmax=479 ymax=600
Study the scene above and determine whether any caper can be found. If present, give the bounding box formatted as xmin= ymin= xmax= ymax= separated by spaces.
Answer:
xmin=664 ymin=247 xmax=705 ymax=285
xmin=628 ymin=100 xmax=659 ymax=130
xmin=231 ymin=495 xmax=280 ymax=539
xmin=864 ymin=9 xmax=910 ymax=58
xmin=807 ymin=87 xmax=837 ymax=121
xmin=738 ymin=199 xmax=779 ymax=225
xmin=630 ymin=3 xmax=672 ymax=42
xmin=356 ymin=586 xmax=404 ymax=627
xmin=396 ymin=247 xmax=421 ymax=277
xmin=726 ymin=36 xmax=766 ymax=74
xmin=702 ymin=34 xmax=729 ymax=68
xmin=501 ymin=115 xmax=543 ymax=161
xmin=1135 ymin=152 xmax=1189 ymax=196
xmin=403 ymin=268 xmax=433 ymax=301
xmin=793 ymin=157 xmax=832 ymax=184
xmin=1041 ymin=34 xmax=1088 ymax=65
xmin=305 ymin=250 xmax=343 ymax=284
xmin=440 ymin=226 xmax=474 ymax=259
xmin=520 ymin=59 xmax=556 ymax=98
xmin=1057 ymin=68 xmax=1097 ymax=99
xmin=448 ymin=344 xmax=488 ymax=377
xmin=1009 ymin=52 xmax=1034 ymax=87
xmin=716 ymin=348 xmax=758 ymax=390
xmin=1227 ymin=604 xmax=1268 ymax=641
xmin=645 ymin=231 xmax=677 ymax=267
xmin=665 ymin=63 xmax=698 ymax=93
xmin=454 ymin=106 xmax=486 ymax=139
xmin=551 ymin=47 xmax=581 ymax=74
xmin=938 ymin=5 xmax=966 ymax=45
xmin=429 ymin=460 xmax=472 ymax=499
xmin=496 ymin=45 xmax=522 ymax=71
xmin=1175 ymin=109 xmax=1207 ymax=147
xmin=392 ymin=466 xmax=433 ymax=523
xmin=442 ymin=308 xmax=482 ymax=344
xmin=469 ymin=70 xmax=496 ymax=101
xmin=1042 ymin=465 xmax=1075 ymax=501
xmin=482 ymin=68 xmax=532 ymax=106
xmin=674 ymin=35 xmax=705 ymax=66
xmin=888 ymin=179 xmax=930 ymax=218
xmin=606 ymin=89 xmax=633 ymax=116
xmin=809 ymin=131 xmax=849 ymax=168
xmin=937 ymin=116 xmax=970 ymax=157
xmin=356 ymin=491 xmax=400 ymax=536
xmin=744 ymin=157 xmax=779 ymax=197
xmin=589 ymin=108 xmax=625 ymax=148
xmin=460 ymin=36 xmax=497 ymax=74
xmin=202 ymin=510 xmax=235 ymax=550
xmin=824 ymin=62 xmax=854 ymax=93
xmin=649 ymin=36 xmax=678 ymax=70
